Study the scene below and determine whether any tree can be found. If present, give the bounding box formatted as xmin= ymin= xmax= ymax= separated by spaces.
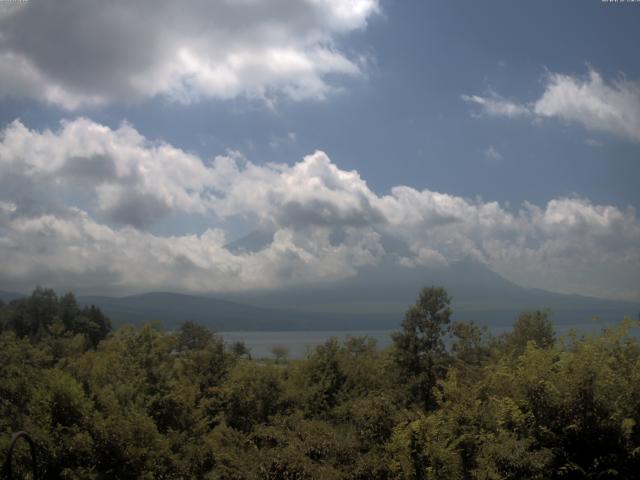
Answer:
xmin=1 ymin=288 xmax=111 ymax=348
xmin=223 ymin=363 xmax=285 ymax=432
xmin=230 ymin=340 xmax=252 ymax=359
xmin=271 ymin=345 xmax=289 ymax=364
xmin=28 ymin=286 xmax=59 ymax=340
xmin=451 ymin=321 xmax=490 ymax=371
xmin=6 ymin=287 xmax=59 ymax=340
xmin=59 ymin=292 xmax=80 ymax=332
xmin=177 ymin=320 xmax=213 ymax=351
xmin=77 ymin=305 xmax=112 ymax=347
xmin=504 ymin=310 xmax=555 ymax=355
xmin=392 ymin=286 xmax=452 ymax=410
xmin=297 ymin=338 xmax=346 ymax=417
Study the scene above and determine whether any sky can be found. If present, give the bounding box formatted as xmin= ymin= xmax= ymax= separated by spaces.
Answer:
xmin=0 ymin=0 xmax=639 ymax=300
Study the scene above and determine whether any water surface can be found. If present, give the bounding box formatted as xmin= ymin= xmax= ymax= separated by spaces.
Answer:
xmin=220 ymin=320 xmax=627 ymax=359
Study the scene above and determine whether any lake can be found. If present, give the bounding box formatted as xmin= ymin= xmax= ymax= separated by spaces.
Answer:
xmin=219 ymin=329 xmax=395 ymax=359
xmin=219 ymin=320 xmax=627 ymax=359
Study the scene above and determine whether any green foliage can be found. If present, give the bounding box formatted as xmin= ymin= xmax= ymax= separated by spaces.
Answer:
xmin=1 ymin=287 xmax=111 ymax=349
xmin=294 ymin=337 xmax=347 ymax=417
xmin=392 ymin=286 xmax=452 ymax=410
xmin=1 ymin=286 xmax=640 ymax=479
xmin=501 ymin=309 xmax=555 ymax=355
xmin=346 ymin=392 xmax=396 ymax=447
xmin=177 ymin=319 xmax=213 ymax=351
xmin=229 ymin=340 xmax=252 ymax=359
xmin=270 ymin=345 xmax=289 ymax=364
xmin=451 ymin=320 xmax=491 ymax=368
xmin=387 ymin=412 xmax=463 ymax=479
xmin=223 ymin=362 xmax=286 ymax=432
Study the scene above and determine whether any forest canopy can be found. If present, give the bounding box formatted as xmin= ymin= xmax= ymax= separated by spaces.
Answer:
xmin=1 ymin=287 xmax=639 ymax=479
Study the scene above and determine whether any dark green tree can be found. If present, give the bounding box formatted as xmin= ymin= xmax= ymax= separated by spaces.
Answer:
xmin=298 ymin=338 xmax=346 ymax=416
xmin=451 ymin=320 xmax=490 ymax=369
xmin=504 ymin=309 xmax=555 ymax=355
xmin=1 ymin=288 xmax=110 ymax=348
xmin=223 ymin=363 xmax=285 ymax=432
xmin=392 ymin=286 xmax=452 ymax=410
xmin=177 ymin=320 xmax=213 ymax=351
xmin=271 ymin=345 xmax=289 ymax=364
xmin=6 ymin=287 xmax=59 ymax=340
xmin=230 ymin=340 xmax=252 ymax=359
xmin=77 ymin=305 xmax=111 ymax=347
xmin=59 ymin=292 xmax=80 ymax=332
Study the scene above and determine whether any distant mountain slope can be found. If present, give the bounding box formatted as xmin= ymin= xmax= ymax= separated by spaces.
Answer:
xmin=77 ymin=292 xmax=313 ymax=331
xmin=219 ymin=260 xmax=639 ymax=328
xmin=74 ymin=275 xmax=639 ymax=333
xmin=218 ymin=230 xmax=640 ymax=328
xmin=0 ymin=290 xmax=25 ymax=303
xmin=2 ymin=230 xmax=638 ymax=331
xmin=2 ymin=278 xmax=637 ymax=332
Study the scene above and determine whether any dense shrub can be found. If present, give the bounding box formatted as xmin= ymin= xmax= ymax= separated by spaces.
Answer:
xmin=1 ymin=287 xmax=639 ymax=479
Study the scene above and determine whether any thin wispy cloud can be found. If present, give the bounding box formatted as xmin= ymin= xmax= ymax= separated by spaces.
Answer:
xmin=585 ymin=138 xmax=604 ymax=147
xmin=483 ymin=145 xmax=503 ymax=162
xmin=463 ymin=68 xmax=640 ymax=143
xmin=461 ymin=92 xmax=530 ymax=118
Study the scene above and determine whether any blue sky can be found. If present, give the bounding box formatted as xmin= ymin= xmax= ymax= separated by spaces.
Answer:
xmin=0 ymin=0 xmax=638 ymax=300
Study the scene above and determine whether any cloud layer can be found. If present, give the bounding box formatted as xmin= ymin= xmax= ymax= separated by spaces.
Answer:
xmin=0 ymin=0 xmax=379 ymax=109
xmin=1 ymin=118 xmax=639 ymax=299
xmin=462 ymin=68 xmax=640 ymax=143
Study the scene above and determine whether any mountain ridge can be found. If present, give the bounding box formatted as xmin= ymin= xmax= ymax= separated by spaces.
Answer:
xmin=2 ymin=259 xmax=638 ymax=331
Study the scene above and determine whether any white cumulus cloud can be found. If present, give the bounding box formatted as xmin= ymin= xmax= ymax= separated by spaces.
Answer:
xmin=534 ymin=69 xmax=640 ymax=143
xmin=462 ymin=68 xmax=640 ymax=143
xmin=0 ymin=118 xmax=638 ymax=299
xmin=0 ymin=0 xmax=379 ymax=109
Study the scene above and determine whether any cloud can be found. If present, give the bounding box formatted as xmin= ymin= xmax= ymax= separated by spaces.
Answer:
xmin=483 ymin=145 xmax=503 ymax=162
xmin=398 ymin=248 xmax=449 ymax=269
xmin=534 ymin=70 xmax=640 ymax=142
xmin=269 ymin=132 xmax=297 ymax=149
xmin=484 ymin=198 xmax=640 ymax=300
xmin=461 ymin=92 xmax=530 ymax=118
xmin=0 ymin=118 xmax=638 ymax=299
xmin=462 ymin=68 xmax=640 ymax=143
xmin=585 ymin=138 xmax=604 ymax=147
xmin=0 ymin=210 xmax=383 ymax=294
xmin=0 ymin=118 xmax=216 ymax=227
xmin=0 ymin=0 xmax=379 ymax=109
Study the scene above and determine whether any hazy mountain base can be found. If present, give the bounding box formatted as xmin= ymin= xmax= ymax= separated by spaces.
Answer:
xmin=2 ymin=259 xmax=638 ymax=331
xmin=222 ymin=259 xmax=640 ymax=328
xmin=224 ymin=231 xmax=640 ymax=326
xmin=1 ymin=287 xmax=640 ymax=479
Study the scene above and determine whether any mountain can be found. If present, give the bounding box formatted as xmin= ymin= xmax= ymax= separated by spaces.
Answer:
xmin=2 ymin=231 xmax=638 ymax=332
xmin=217 ymin=230 xmax=640 ymax=328
xmin=220 ymin=260 xmax=639 ymax=329
xmin=72 ymin=260 xmax=639 ymax=332
xmin=0 ymin=290 xmax=25 ymax=303
xmin=77 ymin=292 xmax=314 ymax=331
